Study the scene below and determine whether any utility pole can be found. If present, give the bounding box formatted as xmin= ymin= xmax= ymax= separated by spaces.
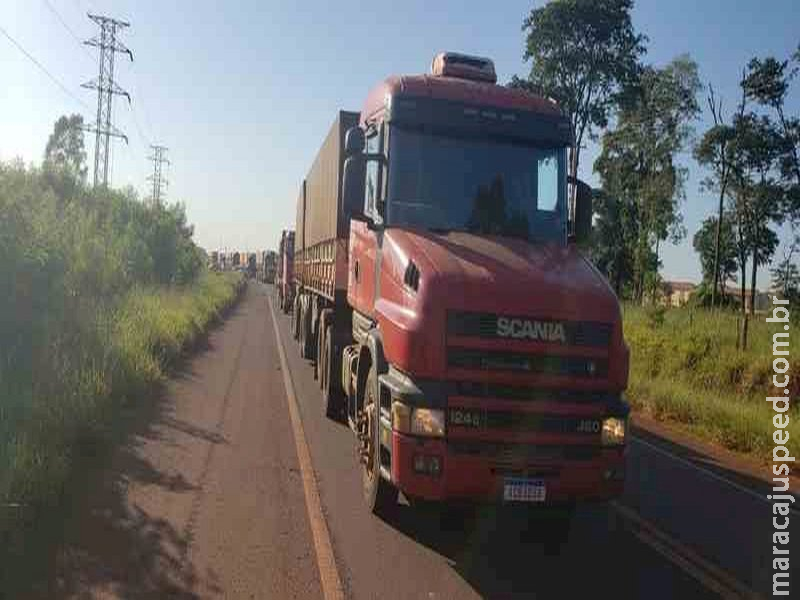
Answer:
xmin=82 ymin=13 xmax=132 ymax=189
xmin=147 ymin=144 xmax=170 ymax=207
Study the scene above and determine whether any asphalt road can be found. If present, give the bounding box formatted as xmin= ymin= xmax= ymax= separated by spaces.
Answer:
xmin=32 ymin=283 xmax=797 ymax=599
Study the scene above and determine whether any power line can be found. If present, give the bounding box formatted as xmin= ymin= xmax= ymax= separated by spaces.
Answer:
xmin=129 ymin=101 xmax=151 ymax=147
xmin=128 ymin=73 xmax=154 ymax=144
xmin=0 ymin=23 xmax=89 ymax=110
xmin=42 ymin=0 xmax=94 ymax=64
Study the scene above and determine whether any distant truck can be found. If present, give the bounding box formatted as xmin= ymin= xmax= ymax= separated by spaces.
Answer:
xmin=276 ymin=230 xmax=295 ymax=312
xmin=264 ymin=250 xmax=278 ymax=284
xmin=247 ymin=253 xmax=257 ymax=279
xmin=290 ymin=53 xmax=629 ymax=526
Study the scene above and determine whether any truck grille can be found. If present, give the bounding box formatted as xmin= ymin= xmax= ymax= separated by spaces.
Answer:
xmin=449 ymin=441 xmax=599 ymax=462
xmin=447 ymin=311 xmax=611 ymax=347
xmin=447 ymin=347 xmax=607 ymax=378
xmin=452 ymin=381 xmax=601 ymax=403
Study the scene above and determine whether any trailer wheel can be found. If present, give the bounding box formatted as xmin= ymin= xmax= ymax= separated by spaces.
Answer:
xmin=322 ymin=320 xmax=344 ymax=420
xmin=314 ymin=311 xmax=325 ymax=382
xmin=291 ymin=296 xmax=300 ymax=340
xmin=282 ymin=290 xmax=291 ymax=314
xmin=360 ymin=368 xmax=398 ymax=516
xmin=316 ymin=310 xmax=331 ymax=386
xmin=296 ymin=299 xmax=304 ymax=350
xmin=299 ymin=299 xmax=307 ymax=357
xmin=300 ymin=298 xmax=315 ymax=360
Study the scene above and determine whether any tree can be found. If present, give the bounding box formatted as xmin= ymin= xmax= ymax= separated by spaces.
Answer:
xmin=693 ymin=214 xmax=738 ymax=298
xmin=589 ymin=189 xmax=637 ymax=296
xmin=513 ymin=0 xmax=646 ymax=207
xmin=693 ymin=85 xmax=738 ymax=308
xmin=44 ymin=114 xmax=87 ymax=181
xmin=772 ymin=260 xmax=800 ymax=300
xmin=771 ymin=237 xmax=800 ymax=302
xmin=594 ymin=55 xmax=701 ymax=303
xmin=728 ymin=112 xmax=784 ymax=314
xmin=742 ymin=52 xmax=800 ymax=222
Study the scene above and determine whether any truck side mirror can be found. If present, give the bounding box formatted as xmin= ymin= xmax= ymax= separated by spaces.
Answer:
xmin=344 ymin=126 xmax=365 ymax=157
xmin=568 ymin=177 xmax=593 ymax=243
xmin=342 ymin=154 xmax=369 ymax=222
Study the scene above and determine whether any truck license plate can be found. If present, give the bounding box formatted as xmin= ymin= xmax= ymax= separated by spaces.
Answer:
xmin=503 ymin=478 xmax=546 ymax=503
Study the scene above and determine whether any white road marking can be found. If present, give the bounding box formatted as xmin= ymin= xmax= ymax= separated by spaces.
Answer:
xmin=268 ymin=296 xmax=345 ymax=600
xmin=631 ymin=435 xmax=772 ymax=506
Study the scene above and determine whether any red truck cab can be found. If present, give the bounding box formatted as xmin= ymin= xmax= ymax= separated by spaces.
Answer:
xmin=339 ymin=53 xmax=629 ymax=512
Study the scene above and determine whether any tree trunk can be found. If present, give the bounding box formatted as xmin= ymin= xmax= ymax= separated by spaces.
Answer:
xmin=710 ymin=186 xmax=726 ymax=309
xmin=614 ymin=253 xmax=623 ymax=296
xmin=740 ymin=261 xmax=747 ymax=315
xmin=653 ymin=237 xmax=661 ymax=304
xmin=568 ymin=145 xmax=579 ymax=225
xmin=741 ymin=313 xmax=749 ymax=351
xmin=749 ymin=246 xmax=758 ymax=316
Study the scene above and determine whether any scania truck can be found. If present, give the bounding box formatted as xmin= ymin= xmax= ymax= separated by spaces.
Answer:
xmin=291 ymin=52 xmax=629 ymax=519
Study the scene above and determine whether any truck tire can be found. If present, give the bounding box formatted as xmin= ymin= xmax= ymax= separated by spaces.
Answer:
xmin=361 ymin=368 xmax=398 ymax=516
xmin=298 ymin=299 xmax=307 ymax=356
xmin=291 ymin=296 xmax=301 ymax=340
xmin=300 ymin=299 xmax=315 ymax=360
xmin=322 ymin=320 xmax=344 ymax=420
xmin=282 ymin=291 xmax=291 ymax=314
xmin=316 ymin=309 xmax=332 ymax=384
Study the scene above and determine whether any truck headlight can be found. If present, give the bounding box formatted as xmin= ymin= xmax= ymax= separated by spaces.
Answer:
xmin=601 ymin=417 xmax=627 ymax=446
xmin=411 ymin=408 xmax=445 ymax=437
xmin=391 ymin=402 xmax=445 ymax=438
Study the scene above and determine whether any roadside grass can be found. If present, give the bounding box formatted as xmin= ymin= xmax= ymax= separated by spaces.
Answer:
xmin=623 ymin=304 xmax=799 ymax=460
xmin=0 ymin=272 xmax=243 ymax=548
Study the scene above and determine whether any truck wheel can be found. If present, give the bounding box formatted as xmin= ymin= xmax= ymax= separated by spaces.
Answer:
xmin=299 ymin=300 xmax=307 ymax=357
xmin=316 ymin=309 xmax=332 ymax=385
xmin=360 ymin=368 xmax=398 ymax=516
xmin=299 ymin=301 xmax=308 ymax=356
xmin=300 ymin=299 xmax=315 ymax=360
xmin=322 ymin=321 xmax=344 ymax=420
xmin=296 ymin=300 xmax=304 ymax=349
xmin=291 ymin=296 xmax=301 ymax=340
xmin=282 ymin=291 xmax=290 ymax=314
xmin=314 ymin=313 xmax=324 ymax=381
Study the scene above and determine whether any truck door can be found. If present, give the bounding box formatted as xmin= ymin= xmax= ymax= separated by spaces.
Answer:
xmin=347 ymin=125 xmax=384 ymax=317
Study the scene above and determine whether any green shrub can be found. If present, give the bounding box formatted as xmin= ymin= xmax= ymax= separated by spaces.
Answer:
xmin=0 ymin=159 xmax=243 ymax=542
xmin=624 ymin=303 xmax=799 ymax=458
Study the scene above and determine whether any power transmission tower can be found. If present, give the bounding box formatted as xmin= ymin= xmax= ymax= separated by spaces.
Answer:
xmin=147 ymin=144 xmax=170 ymax=207
xmin=82 ymin=13 xmax=132 ymax=189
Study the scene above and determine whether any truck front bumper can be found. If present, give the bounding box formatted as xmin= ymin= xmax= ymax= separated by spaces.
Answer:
xmin=390 ymin=431 xmax=625 ymax=505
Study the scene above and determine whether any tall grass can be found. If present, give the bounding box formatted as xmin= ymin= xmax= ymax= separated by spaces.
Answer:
xmin=0 ymin=159 xmax=243 ymax=542
xmin=624 ymin=304 xmax=799 ymax=459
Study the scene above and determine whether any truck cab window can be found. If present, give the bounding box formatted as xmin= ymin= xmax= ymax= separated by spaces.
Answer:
xmin=537 ymin=153 xmax=559 ymax=212
xmin=387 ymin=128 xmax=566 ymax=243
xmin=364 ymin=128 xmax=382 ymax=219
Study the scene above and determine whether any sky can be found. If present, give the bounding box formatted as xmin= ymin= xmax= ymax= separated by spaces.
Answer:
xmin=1 ymin=0 xmax=798 ymax=289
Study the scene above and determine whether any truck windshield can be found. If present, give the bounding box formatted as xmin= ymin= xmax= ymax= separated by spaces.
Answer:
xmin=386 ymin=127 xmax=567 ymax=243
